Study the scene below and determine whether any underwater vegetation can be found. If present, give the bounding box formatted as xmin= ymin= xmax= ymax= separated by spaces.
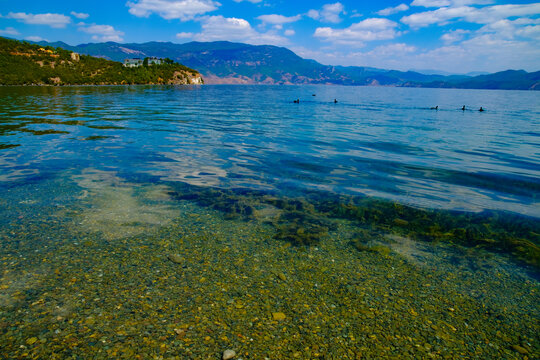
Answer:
xmin=167 ymin=183 xmax=540 ymax=270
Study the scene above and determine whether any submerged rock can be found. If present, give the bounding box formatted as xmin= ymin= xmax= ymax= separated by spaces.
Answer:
xmin=511 ymin=344 xmax=528 ymax=354
xmin=167 ymin=253 xmax=183 ymax=264
xmin=222 ymin=349 xmax=236 ymax=359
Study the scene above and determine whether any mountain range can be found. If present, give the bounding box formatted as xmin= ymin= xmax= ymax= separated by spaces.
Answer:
xmin=33 ymin=40 xmax=540 ymax=90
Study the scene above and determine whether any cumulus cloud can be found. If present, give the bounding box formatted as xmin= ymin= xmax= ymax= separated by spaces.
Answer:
xmin=70 ymin=11 xmax=89 ymax=19
xmin=0 ymin=27 xmax=20 ymax=36
xmin=257 ymin=14 xmax=301 ymax=25
xmin=401 ymin=3 xmax=540 ymax=28
xmin=79 ymin=24 xmax=124 ymax=42
xmin=308 ymin=2 xmax=345 ymax=23
xmin=5 ymin=12 xmax=71 ymax=28
xmin=441 ymin=29 xmax=470 ymax=43
xmin=191 ymin=15 xmax=288 ymax=45
xmin=377 ymin=4 xmax=409 ymax=16
xmin=314 ymin=18 xmax=400 ymax=47
xmin=127 ymin=0 xmax=219 ymax=21
xmin=478 ymin=18 xmax=540 ymax=40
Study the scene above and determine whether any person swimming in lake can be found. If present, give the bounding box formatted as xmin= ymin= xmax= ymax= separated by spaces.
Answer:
xmin=462 ymin=105 xmax=466 ymax=111
xmin=479 ymin=107 xmax=484 ymax=112
xmin=334 ymin=99 xmax=338 ymax=103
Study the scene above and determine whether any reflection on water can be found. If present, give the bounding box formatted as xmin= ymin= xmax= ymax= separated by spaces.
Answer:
xmin=0 ymin=85 xmax=539 ymax=358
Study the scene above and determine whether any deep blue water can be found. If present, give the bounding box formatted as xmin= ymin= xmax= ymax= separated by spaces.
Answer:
xmin=0 ymin=85 xmax=539 ymax=217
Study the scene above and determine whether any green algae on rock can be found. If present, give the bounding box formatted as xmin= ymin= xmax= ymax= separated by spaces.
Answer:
xmin=166 ymin=182 xmax=539 ymax=271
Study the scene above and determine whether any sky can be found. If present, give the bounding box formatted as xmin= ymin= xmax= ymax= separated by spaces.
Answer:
xmin=0 ymin=0 xmax=539 ymax=74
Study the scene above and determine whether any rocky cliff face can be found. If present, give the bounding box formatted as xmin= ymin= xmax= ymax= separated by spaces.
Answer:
xmin=163 ymin=72 xmax=204 ymax=85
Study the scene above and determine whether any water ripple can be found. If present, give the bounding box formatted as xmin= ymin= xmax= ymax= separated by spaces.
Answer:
xmin=1 ymin=85 xmax=539 ymax=217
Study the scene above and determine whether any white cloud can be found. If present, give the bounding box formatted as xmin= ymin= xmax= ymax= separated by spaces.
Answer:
xmin=401 ymin=6 xmax=474 ymax=28
xmin=127 ymin=0 xmax=219 ymax=21
xmin=356 ymin=33 xmax=537 ymax=73
xmin=307 ymin=10 xmax=320 ymax=20
xmin=192 ymin=15 xmax=288 ymax=45
xmin=343 ymin=43 xmax=418 ymax=68
xmin=25 ymin=36 xmax=48 ymax=42
xmin=441 ymin=28 xmax=470 ymax=43
xmin=308 ymin=2 xmax=345 ymax=23
xmin=176 ymin=32 xmax=194 ymax=39
xmin=314 ymin=18 xmax=400 ymax=47
xmin=377 ymin=4 xmax=409 ymax=16
xmin=411 ymin=0 xmax=451 ymax=6
xmin=303 ymin=31 xmax=539 ymax=73
xmin=368 ymin=43 xmax=417 ymax=56
xmin=401 ymin=3 xmax=540 ymax=28
xmin=0 ymin=27 xmax=20 ymax=36
xmin=5 ymin=12 xmax=71 ymax=28
xmin=516 ymin=23 xmax=540 ymax=40
xmin=414 ymin=33 xmax=540 ymax=72
xmin=70 ymin=11 xmax=89 ymax=19
xmin=290 ymin=43 xmax=415 ymax=70
xmin=478 ymin=18 xmax=540 ymax=40
xmin=411 ymin=0 xmax=493 ymax=7
xmin=284 ymin=29 xmax=295 ymax=36
xmin=257 ymin=14 xmax=301 ymax=25
xmin=79 ymin=24 xmax=124 ymax=42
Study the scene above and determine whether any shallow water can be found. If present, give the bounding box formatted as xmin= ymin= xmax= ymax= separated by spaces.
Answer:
xmin=0 ymin=85 xmax=539 ymax=358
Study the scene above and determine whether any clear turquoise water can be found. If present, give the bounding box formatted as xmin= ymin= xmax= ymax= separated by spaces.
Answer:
xmin=1 ymin=85 xmax=539 ymax=216
xmin=0 ymin=85 xmax=539 ymax=358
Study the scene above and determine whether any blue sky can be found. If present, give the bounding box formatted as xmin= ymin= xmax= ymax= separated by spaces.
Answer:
xmin=1 ymin=0 xmax=539 ymax=73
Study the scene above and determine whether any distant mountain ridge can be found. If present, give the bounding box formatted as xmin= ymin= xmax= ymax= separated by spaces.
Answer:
xmin=34 ymin=39 xmax=540 ymax=90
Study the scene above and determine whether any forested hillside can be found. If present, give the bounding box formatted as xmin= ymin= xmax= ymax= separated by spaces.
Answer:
xmin=0 ymin=37 xmax=203 ymax=85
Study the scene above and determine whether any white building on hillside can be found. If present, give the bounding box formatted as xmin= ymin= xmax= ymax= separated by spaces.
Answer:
xmin=123 ymin=58 xmax=143 ymax=67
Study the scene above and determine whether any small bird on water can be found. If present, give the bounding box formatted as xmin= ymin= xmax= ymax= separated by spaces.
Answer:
xmin=293 ymin=99 xmax=299 ymax=103
xmin=479 ymin=107 xmax=485 ymax=112
xmin=334 ymin=99 xmax=338 ymax=103
xmin=462 ymin=105 xmax=466 ymax=111
xmin=431 ymin=105 xmax=438 ymax=110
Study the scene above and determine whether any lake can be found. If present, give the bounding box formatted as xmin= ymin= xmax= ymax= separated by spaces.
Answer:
xmin=0 ymin=85 xmax=539 ymax=358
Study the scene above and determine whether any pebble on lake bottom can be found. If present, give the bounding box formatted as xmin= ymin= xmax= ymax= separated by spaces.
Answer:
xmin=167 ymin=253 xmax=183 ymax=264
xmin=222 ymin=349 xmax=236 ymax=359
xmin=0 ymin=176 xmax=538 ymax=360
